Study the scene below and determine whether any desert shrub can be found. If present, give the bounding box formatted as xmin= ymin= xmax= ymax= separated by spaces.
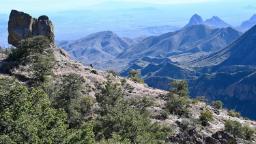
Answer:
xmin=199 ymin=108 xmax=213 ymax=126
xmin=0 ymin=76 xmax=97 ymax=143
xmin=169 ymin=80 xmax=189 ymax=97
xmin=157 ymin=110 xmax=169 ymax=120
xmin=224 ymin=120 xmax=243 ymax=138
xmin=95 ymin=80 xmax=170 ymax=143
xmin=179 ymin=119 xmax=197 ymax=131
xmin=166 ymin=80 xmax=190 ymax=117
xmin=107 ymin=70 xmax=119 ymax=77
xmin=98 ymin=134 xmax=131 ymax=144
xmin=225 ymin=120 xmax=255 ymax=140
xmin=212 ymin=100 xmax=223 ymax=109
xmin=54 ymin=74 xmax=94 ymax=128
xmin=7 ymin=36 xmax=55 ymax=86
xmin=228 ymin=109 xmax=241 ymax=117
xmin=8 ymin=36 xmax=52 ymax=63
xmin=127 ymin=96 xmax=154 ymax=112
xmin=166 ymin=95 xmax=190 ymax=117
xmin=128 ymin=70 xmax=144 ymax=84
xmin=242 ymin=125 xmax=255 ymax=140
xmin=67 ymin=121 xmax=95 ymax=144
xmin=0 ymin=77 xmax=69 ymax=143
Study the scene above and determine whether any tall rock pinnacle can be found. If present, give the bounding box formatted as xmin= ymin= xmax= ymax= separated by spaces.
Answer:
xmin=8 ymin=10 xmax=54 ymax=47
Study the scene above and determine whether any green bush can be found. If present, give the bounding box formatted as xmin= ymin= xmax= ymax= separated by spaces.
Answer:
xmin=166 ymin=95 xmax=190 ymax=117
xmin=7 ymin=36 xmax=55 ymax=86
xmin=95 ymin=80 xmax=170 ymax=143
xmin=212 ymin=100 xmax=223 ymax=109
xmin=53 ymin=74 xmax=94 ymax=128
xmin=127 ymin=96 xmax=154 ymax=112
xmin=128 ymin=70 xmax=144 ymax=84
xmin=228 ymin=109 xmax=241 ymax=118
xmin=242 ymin=125 xmax=255 ymax=140
xmin=0 ymin=76 xmax=96 ymax=143
xmin=0 ymin=77 xmax=68 ymax=143
xmin=199 ymin=108 xmax=213 ymax=126
xmin=225 ymin=120 xmax=255 ymax=140
xmin=8 ymin=36 xmax=52 ymax=63
xmin=169 ymin=80 xmax=189 ymax=97
xmin=166 ymin=80 xmax=190 ymax=117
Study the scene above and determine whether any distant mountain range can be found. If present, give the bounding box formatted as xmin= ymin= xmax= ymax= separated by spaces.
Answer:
xmin=190 ymin=25 xmax=256 ymax=119
xmin=238 ymin=14 xmax=256 ymax=32
xmin=185 ymin=14 xmax=230 ymax=28
xmin=192 ymin=24 xmax=256 ymax=67
xmin=119 ymin=25 xmax=241 ymax=60
xmin=59 ymin=31 xmax=131 ymax=69
xmin=59 ymin=24 xmax=241 ymax=71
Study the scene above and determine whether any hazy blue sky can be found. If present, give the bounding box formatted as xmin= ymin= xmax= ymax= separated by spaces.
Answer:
xmin=0 ymin=0 xmax=256 ymax=43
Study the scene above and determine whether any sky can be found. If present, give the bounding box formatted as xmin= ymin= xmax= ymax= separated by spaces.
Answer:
xmin=0 ymin=0 xmax=256 ymax=45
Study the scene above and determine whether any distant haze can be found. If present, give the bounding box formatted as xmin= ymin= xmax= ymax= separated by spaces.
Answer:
xmin=0 ymin=0 xmax=256 ymax=45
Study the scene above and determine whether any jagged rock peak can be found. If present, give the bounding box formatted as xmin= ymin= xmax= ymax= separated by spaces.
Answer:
xmin=8 ymin=10 xmax=54 ymax=47
xmin=186 ymin=14 xmax=204 ymax=26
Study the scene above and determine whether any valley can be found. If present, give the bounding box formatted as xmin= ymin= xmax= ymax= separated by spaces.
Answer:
xmin=58 ymin=14 xmax=256 ymax=120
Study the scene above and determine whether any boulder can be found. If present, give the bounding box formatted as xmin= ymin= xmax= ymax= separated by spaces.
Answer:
xmin=8 ymin=10 xmax=54 ymax=47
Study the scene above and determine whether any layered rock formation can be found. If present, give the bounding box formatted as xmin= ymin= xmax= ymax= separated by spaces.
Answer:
xmin=8 ymin=10 xmax=54 ymax=47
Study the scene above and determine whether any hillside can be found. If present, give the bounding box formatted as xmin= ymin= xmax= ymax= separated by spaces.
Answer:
xmin=189 ymin=24 xmax=256 ymax=119
xmin=119 ymin=25 xmax=241 ymax=60
xmin=0 ymin=10 xmax=255 ymax=143
xmin=121 ymin=57 xmax=197 ymax=90
xmin=192 ymin=24 xmax=256 ymax=67
xmin=58 ymin=31 xmax=130 ymax=69
xmin=239 ymin=14 xmax=256 ymax=32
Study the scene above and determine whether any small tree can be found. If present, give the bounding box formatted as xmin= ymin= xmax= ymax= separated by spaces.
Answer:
xmin=128 ymin=70 xmax=144 ymax=83
xmin=0 ymin=77 xmax=69 ymax=143
xmin=228 ymin=109 xmax=241 ymax=117
xmin=225 ymin=120 xmax=255 ymax=140
xmin=225 ymin=120 xmax=243 ymax=138
xmin=166 ymin=80 xmax=190 ymax=117
xmin=166 ymin=95 xmax=190 ymax=117
xmin=54 ymin=74 xmax=93 ymax=128
xmin=169 ymin=80 xmax=189 ymax=97
xmin=95 ymin=80 xmax=170 ymax=143
xmin=199 ymin=108 xmax=213 ymax=126
xmin=212 ymin=100 xmax=223 ymax=109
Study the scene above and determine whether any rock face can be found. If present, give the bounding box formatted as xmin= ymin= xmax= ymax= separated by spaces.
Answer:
xmin=8 ymin=10 xmax=54 ymax=47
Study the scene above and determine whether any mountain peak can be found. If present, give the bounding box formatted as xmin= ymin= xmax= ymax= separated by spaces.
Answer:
xmin=239 ymin=14 xmax=256 ymax=32
xmin=209 ymin=16 xmax=221 ymax=20
xmin=204 ymin=16 xmax=230 ymax=28
xmin=195 ymin=24 xmax=256 ymax=67
xmin=186 ymin=14 xmax=204 ymax=27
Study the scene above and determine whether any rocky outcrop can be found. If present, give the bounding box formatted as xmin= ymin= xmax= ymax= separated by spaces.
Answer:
xmin=170 ymin=129 xmax=247 ymax=144
xmin=8 ymin=10 xmax=54 ymax=47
